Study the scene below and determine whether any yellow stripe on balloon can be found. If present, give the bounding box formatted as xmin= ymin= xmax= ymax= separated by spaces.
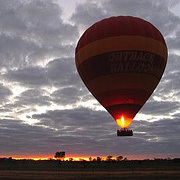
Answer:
xmin=75 ymin=36 xmax=167 ymax=67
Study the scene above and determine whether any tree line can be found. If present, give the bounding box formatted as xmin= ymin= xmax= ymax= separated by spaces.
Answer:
xmin=54 ymin=151 xmax=127 ymax=161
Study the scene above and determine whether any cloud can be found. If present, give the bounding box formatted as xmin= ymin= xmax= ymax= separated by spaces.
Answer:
xmin=0 ymin=0 xmax=78 ymax=69
xmin=4 ymin=66 xmax=49 ymax=87
xmin=0 ymin=84 xmax=12 ymax=104
xmin=3 ymin=57 xmax=85 ymax=98
xmin=46 ymin=58 xmax=79 ymax=87
xmin=105 ymin=0 xmax=180 ymax=37
xmin=0 ymin=0 xmax=180 ymax=158
xmin=167 ymin=28 xmax=180 ymax=51
xmin=150 ymin=54 xmax=180 ymax=102
xmin=17 ymin=108 xmax=178 ymax=156
xmin=72 ymin=0 xmax=180 ymax=37
xmin=0 ymin=118 xmax=60 ymax=156
xmin=51 ymin=87 xmax=81 ymax=105
xmin=71 ymin=1 xmax=106 ymax=30
xmin=140 ymin=100 xmax=179 ymax=115
xmin=15 ymin=89 xmax=51 ymax=107
xmin=0 ymin=84 xmax=12 ymax=97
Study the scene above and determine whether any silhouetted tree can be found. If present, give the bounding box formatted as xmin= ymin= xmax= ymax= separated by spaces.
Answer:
xmin=173 ymin=158 xmax=180 ymax=163
xmin=54 ymin=151 xmax=65 ymax=161
xmin=97 ymin=157 xmax=101 ymax=162
xmin=89 ymin=157 xmax=92 ymax=161
xmin=8 ymin=157 xmax=13 ymax=161
xmin=116 ymin=156 xmax=123 ymax=161
xmin=69 ymin=158 xmax=73 ymax=161
xmin=106 ymin=155 xmax=113 ymax=161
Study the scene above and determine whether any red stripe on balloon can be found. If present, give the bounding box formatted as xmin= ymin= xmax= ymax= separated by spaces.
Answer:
xmin=106 ymin=104 xmax=142 ymax=120
xmin=95 ymin=89 xmax=150 ymax=107
xmin=76 ymin=16 xmax=165 ymax=53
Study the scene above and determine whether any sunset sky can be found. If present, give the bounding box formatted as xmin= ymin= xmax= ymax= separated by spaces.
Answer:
xmin=0 ymin=0 xmax=180 ymax=160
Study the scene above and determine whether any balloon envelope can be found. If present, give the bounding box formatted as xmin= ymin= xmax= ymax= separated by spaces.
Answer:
xmin=75 ymin=16 xmax=168 ymax=128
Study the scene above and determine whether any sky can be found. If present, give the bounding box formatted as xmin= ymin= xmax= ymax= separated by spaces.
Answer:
xmin=0 ymin=0 xmax=180 ymax=159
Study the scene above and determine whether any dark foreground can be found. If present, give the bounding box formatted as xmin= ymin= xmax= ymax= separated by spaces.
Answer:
xmin=0 ymin=159 xmax=180 ymax=179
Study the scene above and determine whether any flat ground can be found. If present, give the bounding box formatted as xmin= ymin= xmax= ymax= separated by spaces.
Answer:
xmin=0 ymin=159 xmax=180 ymax=179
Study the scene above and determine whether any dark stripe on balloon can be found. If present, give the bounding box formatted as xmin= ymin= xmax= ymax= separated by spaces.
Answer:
xmin=94 ymin=89 xmax=151 ymax=107
xmin=76 ymin=16 xmax=165 ymax=52
xmin=77 ymin=50 xmax=166 ymax=84
xmin=86 ymin=73 xmax=159 ymax=95
xmin=76 ymin=36 xmax=167 ymax=66
xmin=106 ymin=104 xmax=142 ymax=120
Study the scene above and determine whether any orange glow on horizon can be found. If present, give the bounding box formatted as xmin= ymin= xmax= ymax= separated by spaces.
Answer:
xmin=2 ymin=155 xmax=164 ymax=161
xmin=12 ymin=156 xmax=102 ymax=161
xmin=116 ymin=115 xmax=133 ymax=128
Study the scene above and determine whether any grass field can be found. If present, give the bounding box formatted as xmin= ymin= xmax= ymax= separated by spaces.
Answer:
xmin=1 ymin=170 xmax=180 ymax=180
xmin=0 ymin=159 xmax=180 ymax=179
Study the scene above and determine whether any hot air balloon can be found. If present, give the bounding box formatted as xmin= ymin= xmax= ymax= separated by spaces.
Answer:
xmin=75 ymin=16 xmax=168 ymax=136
